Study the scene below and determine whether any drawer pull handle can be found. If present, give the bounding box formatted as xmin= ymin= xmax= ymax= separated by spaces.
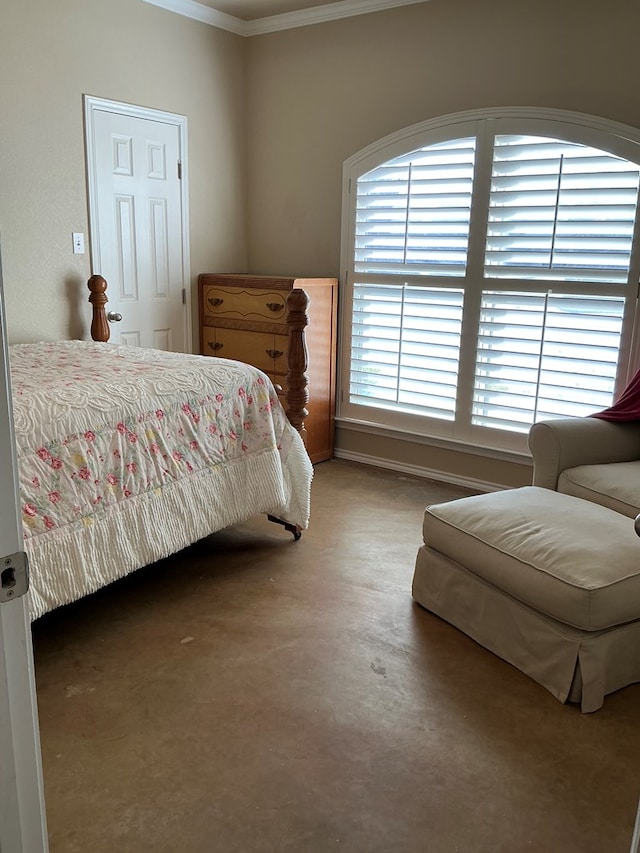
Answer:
xmin=208 ymin=341 xmax=223 ymax=351
xmin=266 ymin=349 xmax=283 ymax=359
xmin=207 ymin=297 xmax=224 ymax=307
xmin=266 ymin=302 xmax=284 ymax=312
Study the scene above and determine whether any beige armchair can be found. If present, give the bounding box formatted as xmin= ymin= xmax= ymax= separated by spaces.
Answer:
xmin=528 ymin=416 xmax=640 ymax=518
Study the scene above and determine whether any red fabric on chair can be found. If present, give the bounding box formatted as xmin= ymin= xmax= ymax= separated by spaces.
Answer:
xmin=592 ymin=367 xmax=640 ymax=421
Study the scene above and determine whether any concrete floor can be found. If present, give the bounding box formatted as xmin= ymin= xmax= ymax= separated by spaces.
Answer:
xmin=32 ymin=459 xmax=640 ymax=852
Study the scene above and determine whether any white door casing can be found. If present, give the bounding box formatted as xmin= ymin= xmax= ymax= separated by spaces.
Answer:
xmin=0 ymin=252 xmax=48 ymax=853
xmin=84 ymin=97 xmax=191 ymax=352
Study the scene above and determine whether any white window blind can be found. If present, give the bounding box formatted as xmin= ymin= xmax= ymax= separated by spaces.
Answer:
xmin=343 ymin=113 xmax=640 ymax=450
xmin=355 ymin=138 xmax=476 ymax=277
xmin=485 ymin=135 xmax=640 ymax=283
xmin=350 ymin=283 xmax=463 ymax=419
xmin=472 ymin=292 xmax=625 ymax=432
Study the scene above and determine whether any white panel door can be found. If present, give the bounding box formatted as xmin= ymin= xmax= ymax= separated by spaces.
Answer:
xmin=0 ymin=262 xmax=48 ymax=852
xmin=86 ymin=100 xmax=189 ymax=351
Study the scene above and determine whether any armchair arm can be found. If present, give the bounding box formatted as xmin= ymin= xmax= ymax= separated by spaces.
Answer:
xmin=528 ymin=417 xmax=640 ymax=490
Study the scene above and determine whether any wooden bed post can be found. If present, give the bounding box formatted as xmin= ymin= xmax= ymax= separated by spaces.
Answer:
xmin=266 ymin=289 xmax=310 ymax=541
xmin=87 ymin=275 xmax=110 ymax=343
xmin=285 ymin=288 xmax=310 ymax=445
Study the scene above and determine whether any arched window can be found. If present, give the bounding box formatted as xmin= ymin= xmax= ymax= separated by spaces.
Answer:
xmin=339 ymin=109 xmax=640 ymax=452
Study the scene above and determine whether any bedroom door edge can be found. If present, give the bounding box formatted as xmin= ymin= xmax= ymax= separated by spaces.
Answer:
xmin=0 ymin=246 xmax=48 ymax=852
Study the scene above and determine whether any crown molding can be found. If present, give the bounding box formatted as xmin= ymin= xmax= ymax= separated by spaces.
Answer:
xmin=142 ymin=0 xmax=431 ymax=36
xmin=243 ymin=0 xmax=431 ymax=35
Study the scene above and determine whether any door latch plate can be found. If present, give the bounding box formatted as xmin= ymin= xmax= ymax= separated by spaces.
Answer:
xmin=0 ymin=551 xmax=29 ymax=603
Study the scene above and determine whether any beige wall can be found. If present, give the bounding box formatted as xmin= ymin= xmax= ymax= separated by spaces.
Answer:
xmin=245 ymin=0 xmax=640 ymax=276
xmin=0 ymin=0 xmax=246 ymax=344
xmin=245 ymin=0 xmax=640 ymax=487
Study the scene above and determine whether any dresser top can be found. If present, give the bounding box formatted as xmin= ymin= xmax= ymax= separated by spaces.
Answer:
xmin=198 ymin=273 xmax=337 ymax=291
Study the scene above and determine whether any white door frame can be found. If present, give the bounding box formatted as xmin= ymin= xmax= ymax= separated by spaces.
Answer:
xmin=0 ymin=249 xmax=48 ymax=852
xmin=83 ymin=95 xmax=192 ymax=350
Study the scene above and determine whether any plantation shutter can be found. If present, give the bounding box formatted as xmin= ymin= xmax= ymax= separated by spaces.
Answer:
xmin=355 ymin=137 xmax=476 ymax=277
xmin=350 ymin=137 xmax=472 ymax=418
xmin=350 ymin=283 xmax=464 ymax=418
xmin=484 ymin=135 xmax=640 ymax=283
xmin=471 ymin=291 xmax=625 ymax=432
xmin=345 ymin=118 xmax=640 ymax=445
xmin=472 ymin=135 xmax=639 ymax=431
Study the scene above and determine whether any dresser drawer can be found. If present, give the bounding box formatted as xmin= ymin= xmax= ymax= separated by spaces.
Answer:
xmin=202 ymin=286 xmax=287 ymax=324
xmin=202 ymin=327 xmax=288 ymax=375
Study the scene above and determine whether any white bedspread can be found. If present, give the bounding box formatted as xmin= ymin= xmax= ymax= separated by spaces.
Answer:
xmin=10 ymin=341 xmax=313 ymax=619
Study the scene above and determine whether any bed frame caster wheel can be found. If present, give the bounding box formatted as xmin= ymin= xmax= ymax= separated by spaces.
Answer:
xmin=267 ymin=515 xmax=303 ymax=540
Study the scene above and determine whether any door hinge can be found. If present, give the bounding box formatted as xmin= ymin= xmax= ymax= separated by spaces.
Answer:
xmin=0 ymin=551 xmax=29 ymax=604
xmin=178 ymin=160 xmax=183 ymax=180
xmin=182 ymin=288 xmax=187 ymax=305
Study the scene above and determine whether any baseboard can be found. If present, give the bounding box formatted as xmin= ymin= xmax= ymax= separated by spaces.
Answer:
xmin=332 ymin=448 xmax=504 ymax=493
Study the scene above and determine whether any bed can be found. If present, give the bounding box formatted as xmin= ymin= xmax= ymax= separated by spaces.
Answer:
xmin=12 ymin=278 xmax=313 ymax=620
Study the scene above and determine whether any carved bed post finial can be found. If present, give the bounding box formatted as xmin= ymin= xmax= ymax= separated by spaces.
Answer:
xmin=286 ymin=288 xmax=310 ymax=445
xmin=87 ymin=275 xmax=110 ymax=342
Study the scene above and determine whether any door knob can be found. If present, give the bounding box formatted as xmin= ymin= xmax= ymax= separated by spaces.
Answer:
xmin=107 ymin=312 xmax=122 ymax=322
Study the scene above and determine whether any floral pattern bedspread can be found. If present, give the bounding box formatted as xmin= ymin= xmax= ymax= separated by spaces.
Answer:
xmin=9 ymin=341 xmax=312 ymax=617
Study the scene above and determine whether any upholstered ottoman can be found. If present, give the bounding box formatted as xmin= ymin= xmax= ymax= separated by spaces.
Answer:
xmin=412 ymin=486 xmax=640 ymax=712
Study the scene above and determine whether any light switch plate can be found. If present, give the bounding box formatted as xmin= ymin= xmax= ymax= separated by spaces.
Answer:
xmin=72 ymin=232 xmax=85 ymax=254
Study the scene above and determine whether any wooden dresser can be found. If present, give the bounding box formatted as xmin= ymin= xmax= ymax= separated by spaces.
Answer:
xmin=198 ymin=274 xmax=338 ymax=463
